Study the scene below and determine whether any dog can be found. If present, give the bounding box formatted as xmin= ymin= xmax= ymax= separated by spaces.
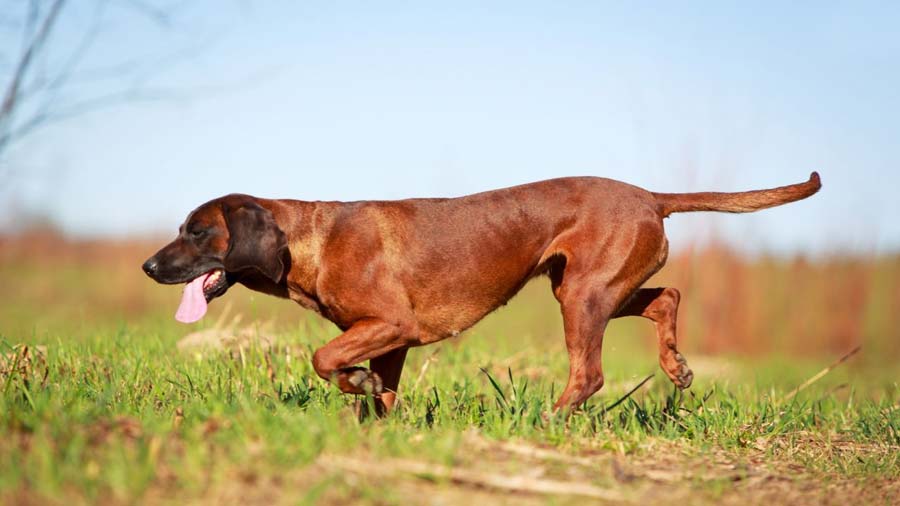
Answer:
xmin=143 ymin=173 xmax=821 ymax=414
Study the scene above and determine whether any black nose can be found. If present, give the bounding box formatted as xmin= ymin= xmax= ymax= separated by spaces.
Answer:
xmin=142 ymin=258 xmax=158 ymax=276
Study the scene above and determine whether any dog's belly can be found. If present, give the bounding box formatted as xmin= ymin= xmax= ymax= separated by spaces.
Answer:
xmin=411 ymin=286 xmax=531 ymax=342
xmin=403 ymin=242 xmax=551 ymax=341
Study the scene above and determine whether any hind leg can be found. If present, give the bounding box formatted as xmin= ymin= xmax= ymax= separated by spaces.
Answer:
xmin=549 ymin=215 xmax=670 ymax=412
xmin=552 ymin=278 xmax=616 ymax=411
xmin=552 ymin=271 xmax=658 ymax=411
xmin=615 ymin=287 xmax=693 ymax=389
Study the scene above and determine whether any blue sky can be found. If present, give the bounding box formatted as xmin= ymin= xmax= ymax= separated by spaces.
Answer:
xmin=2 ymin=1 xmax=898 ymax=254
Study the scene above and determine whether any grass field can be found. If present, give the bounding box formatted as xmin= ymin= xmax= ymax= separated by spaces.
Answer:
xmin=1 ymin=231 xmax=899 ymax=505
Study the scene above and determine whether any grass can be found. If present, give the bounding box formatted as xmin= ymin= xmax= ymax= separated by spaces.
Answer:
xmin=1 ymin=233 xmax=899 ymax=504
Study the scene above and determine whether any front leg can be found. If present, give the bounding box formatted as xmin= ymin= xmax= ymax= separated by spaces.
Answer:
xmin=311 ymin=319 xmax=417 ymax=398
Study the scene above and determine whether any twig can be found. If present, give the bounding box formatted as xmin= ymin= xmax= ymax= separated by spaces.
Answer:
xmin=412 ymin=349 xmax=438 ymax=391
xmin=1 ymin=0 xmax=65 ymax=120
xmin=782 ymin=345 xmax=861 ymax=402
xmin=1 ymin=0 xmax=65 ymax=159
xmin=604 ymin=374 xmax=654 ymax=413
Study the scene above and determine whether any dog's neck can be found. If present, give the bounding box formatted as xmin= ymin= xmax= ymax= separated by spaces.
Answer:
xmin=265 ymin=199 xmax=341 ymax=314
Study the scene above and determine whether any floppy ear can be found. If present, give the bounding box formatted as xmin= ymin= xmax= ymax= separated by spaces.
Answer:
xmin=223 ymin=201 xmax=288 ymax=282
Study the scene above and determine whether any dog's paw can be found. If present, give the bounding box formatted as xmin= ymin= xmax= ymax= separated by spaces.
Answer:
xmin=662 ymin=352 xmax=693 ymax=389
xmin=673 ymin=352 xmax=693 ymax=389
xmin=346 ymin=368 xmax=384 ymax=395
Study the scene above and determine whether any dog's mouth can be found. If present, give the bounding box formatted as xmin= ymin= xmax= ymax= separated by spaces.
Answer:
xmin=202 ymin=269 xmax=230 ymax=300
xmin=175 ymin=268 xmax=230 ymax=323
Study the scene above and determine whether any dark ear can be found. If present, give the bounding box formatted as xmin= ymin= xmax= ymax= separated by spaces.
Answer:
xmin=223 ymin=201 xmax=288 ymax=282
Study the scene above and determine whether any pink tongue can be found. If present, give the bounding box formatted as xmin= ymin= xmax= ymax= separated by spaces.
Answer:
xmin=175 ymin=274 xmax=210 ymax=323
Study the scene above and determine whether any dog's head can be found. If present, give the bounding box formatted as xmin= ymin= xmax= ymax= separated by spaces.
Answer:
xmin=142 ymin=194 xmax=288 ymax=322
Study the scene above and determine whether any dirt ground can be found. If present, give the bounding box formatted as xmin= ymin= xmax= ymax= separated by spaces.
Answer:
xmin=146 ymin=432 xmax=898 ymax=506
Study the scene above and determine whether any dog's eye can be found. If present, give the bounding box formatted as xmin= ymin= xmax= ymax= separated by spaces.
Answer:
xmin=189 ymin=228 xmax=206 ymax=239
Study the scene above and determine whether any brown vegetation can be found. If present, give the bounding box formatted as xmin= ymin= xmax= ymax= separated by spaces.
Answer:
xmin=1 ymin=229 xmax=897 ymax=362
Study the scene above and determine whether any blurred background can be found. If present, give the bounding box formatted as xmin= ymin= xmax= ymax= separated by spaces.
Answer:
xmin=1 ymin=1 xmax=898 ymax=376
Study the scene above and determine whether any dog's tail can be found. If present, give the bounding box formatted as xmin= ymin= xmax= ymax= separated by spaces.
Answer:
xmin=652 ymin=172 xmax=821 ymax=218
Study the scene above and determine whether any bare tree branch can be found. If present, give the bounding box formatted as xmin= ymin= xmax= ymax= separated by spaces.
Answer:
xmin=0 ymin=0 xmax=211 ymax=163
xmin=21 ymin=2 xmax=105 ymax=96
xmin=2 ymin=85 xmax=193 ymax=143
xmin=22 ymin=1 xmax=43 ymax=55
xmin=119 ymin=0 xmax=173 ymax=28
xmin=0 ymin=64 xmax=273 ymax=150
xmin=1 ymin=0 xmax=66 ymax=126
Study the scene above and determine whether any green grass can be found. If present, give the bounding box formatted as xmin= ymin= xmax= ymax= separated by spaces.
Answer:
xmin=2 ymin=252 xmax=899 ymax=504
xmin=2 ymin=312 xmax=898 ymax=504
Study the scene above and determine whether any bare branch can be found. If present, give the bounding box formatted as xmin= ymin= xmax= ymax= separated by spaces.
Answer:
xmin=0 ymin=85 xmax=193 ymax=149
xmin=23 ymin=1 xmax=108 ymax=103
xmin=1 ymin=0 xmax=66 ymax=121
xmin=118 ymin=0 xmax=173 ymax=28
xmin=782 ymin=346 xmax=861 ymax=402
xmin=0 ymin=0 xmax=210 ymax=160
xmin=22 ymin=1 xmax=42 ymax=53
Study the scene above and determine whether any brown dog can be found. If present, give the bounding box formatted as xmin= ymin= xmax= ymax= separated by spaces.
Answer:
xmin=143 ymin=173 xmax=821 ymax=413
